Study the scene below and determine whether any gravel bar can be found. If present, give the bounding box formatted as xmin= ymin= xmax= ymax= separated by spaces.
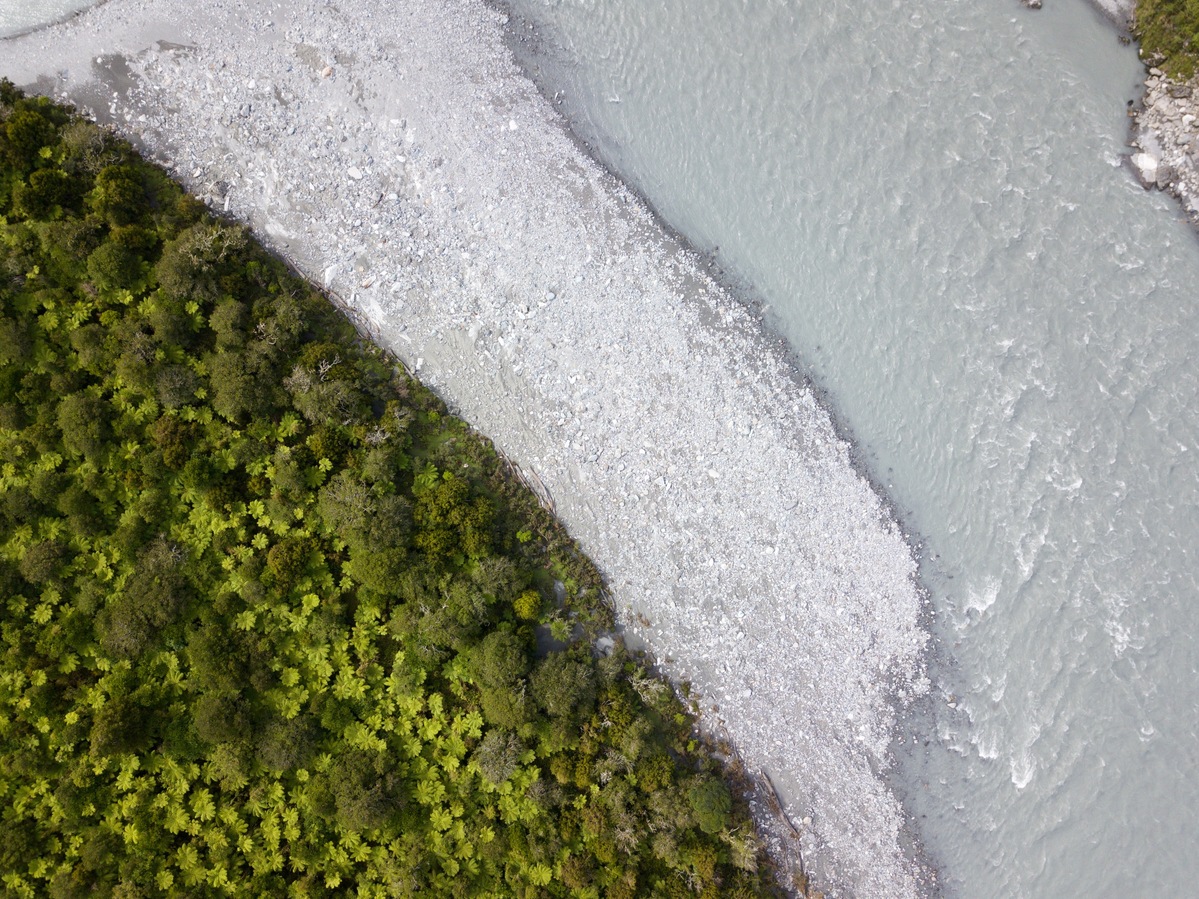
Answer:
xmin=3 ymin=2 xmax=931 ymax=894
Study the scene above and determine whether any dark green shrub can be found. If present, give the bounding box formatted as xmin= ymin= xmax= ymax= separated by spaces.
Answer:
xmin=206 ymin=348 xmax=264 ymax=422
xmin=413 ymin=472 xmax=496 ymax=565
xmin=13 ymin=167 xmax=73 ymax=218
xmin=256 ymin=716 xmax=320 ymax=772
xmin=3 ymin=105 xmax=59 ymax=172
xmin=688 ymin=778 xmax=733 ymax=835
xmin=531 ymin=649 xmax=597 ymax=725
xmin=18 ymin=538 xmax=72 ymax=585
xmin=209 ymin=298 xmax=248 ymax=347
xmin=151 ymin=415 xmax=197 ymax=469
xmin=97 ymin=539 xmax=191 ymax=658
xmin=472 ymin=628 xmax=530 ymax=688
xmin=89 ymin=695 xmax=154 ymax=758
xmin=86 ymin=240 xmax=141 ymax=290
xmin=0 ymin=316 xmax=32 ymax=366
xmin=57 ymin=391 xmax=110 ymax=461
xmin=155 ymin=222 xmax=246 ymax=302
xmin=192 ymin=691 xmax=252 ymax=745
xmin=471 ymin=729 xmax=523 ymax=785
xmin=69 ymin=322 xmax=114 ymax=375
xmin=39 ymin=217 xmax=103 ymax=281
xmin=266 ymin=536 xmax=314 ymax=586
xmin=325 ymin=750 xmax=403 ymax=832
xmin=89 ymin=164 xmax=147 ymax=225
xmin=154 ymin=362 xmax=199 ymax=408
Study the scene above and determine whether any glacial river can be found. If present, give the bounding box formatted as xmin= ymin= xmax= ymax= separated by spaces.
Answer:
xmin=7 ymin=0 xmax=1199 ymax=895
xmin=501 ymin=0 xmax=1199 ymax=896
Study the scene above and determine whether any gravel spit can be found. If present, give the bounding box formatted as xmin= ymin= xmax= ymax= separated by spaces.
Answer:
xmin=3 ymin=2 xmax=932 ymax=894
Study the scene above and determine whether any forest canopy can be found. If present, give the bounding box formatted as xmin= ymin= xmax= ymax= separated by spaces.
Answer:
xmin=0 ymin=82 xmax=787 ymax=897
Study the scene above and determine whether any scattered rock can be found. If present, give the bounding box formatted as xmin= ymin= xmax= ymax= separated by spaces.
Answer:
xmin=1133 ymin=67 xmax=1199 ymax=214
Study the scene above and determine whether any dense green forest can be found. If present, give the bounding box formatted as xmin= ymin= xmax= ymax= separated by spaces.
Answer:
xmin=1136 ymin=0 xmax=1199 ymax=77
xmin=0 ymin=82 xmax=788 ymax=898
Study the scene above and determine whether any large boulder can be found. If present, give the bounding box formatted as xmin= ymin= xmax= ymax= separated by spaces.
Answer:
xmin=1131 ymin=151 xmax=1160 ymax=188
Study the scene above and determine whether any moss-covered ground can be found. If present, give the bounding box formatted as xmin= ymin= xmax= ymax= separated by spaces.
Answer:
xmin=1137 ymin=0 xmax=1199 ymax=77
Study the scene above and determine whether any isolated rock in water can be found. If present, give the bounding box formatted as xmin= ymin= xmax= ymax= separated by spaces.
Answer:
xmin=1132 ymin=152 xmax=1160 ymax=187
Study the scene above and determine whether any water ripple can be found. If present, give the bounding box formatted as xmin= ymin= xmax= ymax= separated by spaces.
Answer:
xmin=508 ymin=0 xmax=1199 ymax=895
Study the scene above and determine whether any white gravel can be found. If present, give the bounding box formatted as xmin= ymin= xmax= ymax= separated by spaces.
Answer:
xmin=2 ymin=1 xmax=931 ymax=895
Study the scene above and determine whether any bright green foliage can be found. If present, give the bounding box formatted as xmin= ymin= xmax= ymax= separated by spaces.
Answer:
xmin=0 ymin=84 xmax=784 ymax=898
xmin=513 ymin=589 xmax=542 ymax=621
xmin=1137 ymin=0 xmax=1199 ymax=77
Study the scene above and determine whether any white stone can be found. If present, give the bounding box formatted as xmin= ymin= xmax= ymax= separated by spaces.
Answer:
xmin=1132 ymin=152 xmax=1159 ymax=183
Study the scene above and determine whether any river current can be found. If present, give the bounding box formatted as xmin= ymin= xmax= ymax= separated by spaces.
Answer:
xmin=500 ymin=0 xmax=1199 ymax=897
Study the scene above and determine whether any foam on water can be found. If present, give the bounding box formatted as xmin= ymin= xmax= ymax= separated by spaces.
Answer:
xmin=503 ymin=0 xmax=1199 ymax=895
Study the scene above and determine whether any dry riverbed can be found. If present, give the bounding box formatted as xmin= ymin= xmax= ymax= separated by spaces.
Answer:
xmin=2 ymin=1 xmax=933 ymax=895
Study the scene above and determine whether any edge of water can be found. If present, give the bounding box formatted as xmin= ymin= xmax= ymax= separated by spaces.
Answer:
xmin=490 ymin=3 xmax=945 ymax=893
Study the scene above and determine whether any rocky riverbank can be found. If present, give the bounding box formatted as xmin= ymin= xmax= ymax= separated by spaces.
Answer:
xmin=2 ymin=0 xmax=931 ymax=896
xmin=1069 ymin=0 xmax=1199 ymax=222
xmin=1129 ymin=65 xmax=1199 ymax=217
xmin=1018 ymin=0 xmax=1199 ymax=224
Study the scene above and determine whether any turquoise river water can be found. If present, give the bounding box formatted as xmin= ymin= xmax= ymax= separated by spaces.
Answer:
xmin=501 ymin=0 xmax=1199 ymax=897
